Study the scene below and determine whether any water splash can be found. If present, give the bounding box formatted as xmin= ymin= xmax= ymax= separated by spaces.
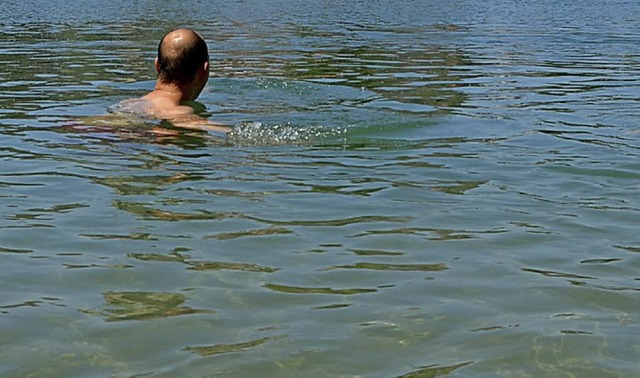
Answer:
xmin=227 ymin=122 xmax=348 ymax=146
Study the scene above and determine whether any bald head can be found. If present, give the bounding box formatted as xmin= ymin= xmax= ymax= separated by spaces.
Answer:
xmin=156 ymin=28 xmax=209 ymax=85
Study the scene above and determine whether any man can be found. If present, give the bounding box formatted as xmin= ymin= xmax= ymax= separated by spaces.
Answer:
xmin=141 ymin=28 xmax=230 ymax=134
xmin=68 ymin=28 xmax=229 ymax=137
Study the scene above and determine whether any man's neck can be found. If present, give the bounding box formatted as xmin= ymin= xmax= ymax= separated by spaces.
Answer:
xmin=150 ymin=81 xmax=192 ymax=103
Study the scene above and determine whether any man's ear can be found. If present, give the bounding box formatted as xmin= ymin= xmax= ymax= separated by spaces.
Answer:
xmin=155 ymin=57 xmax=160 ymax=73
xmin=203 ymin=61 xmax=209 ymax=75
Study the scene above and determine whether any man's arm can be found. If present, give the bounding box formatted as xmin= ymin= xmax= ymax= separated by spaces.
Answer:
xmin=170 ymin=114 xmax=232 ymax=134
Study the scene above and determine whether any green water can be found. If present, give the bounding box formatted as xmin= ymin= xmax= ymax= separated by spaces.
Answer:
xmin=1 ymin=0 xmax=640 ymax=376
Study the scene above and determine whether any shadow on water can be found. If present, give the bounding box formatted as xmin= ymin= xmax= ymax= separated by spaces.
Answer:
xmin=184 ymin=335 xmax=287 ymax=357
xmin=263 ymin=283 xmax=378 ymax=295
xmin=397 ymin=361 xmax=474 ymax=378
xmin=127 ymin=250 xmax=279 ymax=273
xmin=80 ymin=291 xmax=213 ymax=322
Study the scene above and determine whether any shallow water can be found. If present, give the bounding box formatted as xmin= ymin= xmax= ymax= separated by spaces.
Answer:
xmin=2 ymin=1 xmax=640 ymax=376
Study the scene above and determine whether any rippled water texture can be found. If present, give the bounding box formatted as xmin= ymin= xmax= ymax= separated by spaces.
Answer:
xmin=2 ymin=0 xmax=640 ymax=376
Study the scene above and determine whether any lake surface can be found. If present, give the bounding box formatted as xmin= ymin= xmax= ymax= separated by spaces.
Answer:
xmin=2 ymin=0 xmax=640 ymax=376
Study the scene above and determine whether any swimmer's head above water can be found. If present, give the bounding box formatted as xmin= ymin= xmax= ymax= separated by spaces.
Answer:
xmin=138 ymin=29 xmax=229 ymax=134
xmin=154 ymin=28 xmax=210 ymax=102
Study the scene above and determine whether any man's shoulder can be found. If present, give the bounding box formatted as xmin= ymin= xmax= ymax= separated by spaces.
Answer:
xmin=142 ymin=92 xmax=195 ymax=118
xmin=109 ymin=98 xmax=153 ymax=116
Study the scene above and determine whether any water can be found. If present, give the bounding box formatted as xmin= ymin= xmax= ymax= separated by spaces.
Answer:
xmin=2 ymin=0 xmax=640 ymax=376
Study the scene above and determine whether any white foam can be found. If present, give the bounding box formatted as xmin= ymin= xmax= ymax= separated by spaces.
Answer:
xmin=227 ymin=122 xmax=348 ymax=146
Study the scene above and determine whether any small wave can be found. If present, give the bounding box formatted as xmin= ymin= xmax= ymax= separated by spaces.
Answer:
xmin=227 ymin=122 xmax=348 ymax=146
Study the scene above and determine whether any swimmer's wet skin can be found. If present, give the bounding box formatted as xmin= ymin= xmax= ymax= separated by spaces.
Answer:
xmin=121 ymin=28 xmax=231 ymax=135
xmin=68 ymin=99 xmax=229 ymax=139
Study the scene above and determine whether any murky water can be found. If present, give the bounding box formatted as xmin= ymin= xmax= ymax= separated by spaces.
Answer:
xmin=2 ymin=1 xmax=640 ymax=376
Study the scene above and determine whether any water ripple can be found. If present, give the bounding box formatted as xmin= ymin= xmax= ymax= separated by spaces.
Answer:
xmin=322 ymin=262 xmax=448 ymax=272
xmin=185 ymin=336 xmax=286 ymax=357
xmin=187 ymin=261 xmax=278 ymax=273
xmin=2 ymin=2 xmax=640 ymax=376
xmin=81 ymin=291 xmax=213 ymax=322
xmin=263 ymin=283 xmax=377 ymax=295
